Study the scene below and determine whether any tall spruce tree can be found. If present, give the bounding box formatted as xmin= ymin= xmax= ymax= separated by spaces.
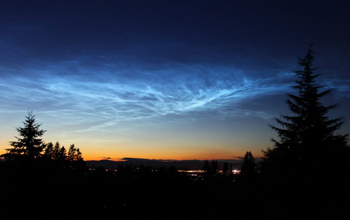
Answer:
xmin=1 ymin=112 xmax=46 ymax=161
xmin=240 ymin=151 xmax=257 ymax=175
xmin=263 ymin=47 xmax=348 ymax=176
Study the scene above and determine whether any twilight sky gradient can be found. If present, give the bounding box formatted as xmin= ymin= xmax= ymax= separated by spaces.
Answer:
xmin=1 ymin=0 xmax=349 ymax=160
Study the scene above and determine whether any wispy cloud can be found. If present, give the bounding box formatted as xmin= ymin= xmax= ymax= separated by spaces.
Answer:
xmin=2 ymin=65 xmax=285 ymax=109
xmin=1 ymin=55 xmax=349 ymax=135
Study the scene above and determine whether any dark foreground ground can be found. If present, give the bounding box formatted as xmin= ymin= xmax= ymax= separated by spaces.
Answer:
xmin=1 ymin=162 xmax=349 ymax=220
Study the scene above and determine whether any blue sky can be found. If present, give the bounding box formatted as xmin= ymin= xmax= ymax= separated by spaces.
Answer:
xmin=1 ymin=0 xmax=349 ymax=160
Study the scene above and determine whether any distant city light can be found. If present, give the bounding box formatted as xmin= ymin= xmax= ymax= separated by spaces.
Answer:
xmin=232 ymin=169 xmax=240 ymax=174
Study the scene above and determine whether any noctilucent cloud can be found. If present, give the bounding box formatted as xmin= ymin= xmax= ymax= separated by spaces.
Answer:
xmin=1 ymin=1 xmax=350 ymax=160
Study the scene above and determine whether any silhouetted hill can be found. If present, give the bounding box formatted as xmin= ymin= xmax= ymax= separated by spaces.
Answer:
xmin=86 ymin=158 xmax=242 ymax=170
xmin=86 ymin=159 xmax=119 ymax=168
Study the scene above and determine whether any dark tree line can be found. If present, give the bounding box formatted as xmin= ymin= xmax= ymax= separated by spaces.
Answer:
xmin=202 ymin=159 xmax=219 ymax=175
xmin=0 ymin=112 xmax=84 ymax=169
xmin=43 ymin=142 xmax=83 ymax=161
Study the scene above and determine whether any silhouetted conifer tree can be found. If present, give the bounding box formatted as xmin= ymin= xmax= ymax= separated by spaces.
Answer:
xmin=67 ymin=144 xmax=83 ymax=161
xmin=44 ymin=142 xmax=54 ymax=159
xmin=240 ymin=151 xmax=257 ymax=175
xmin=262 ymin=47 xmax=348 ymax=176
xmin=211 ymin=160 xmax=219 ymax=174
xmin=202 ymin=160 xmax=210 ymax=172
xmin=52 ymin=142 xmax=62 ymax=160
xmin=58 ymin=146 xmax=67 ymax=160
xmin=1 ymin=112 xmax=46 ymax=161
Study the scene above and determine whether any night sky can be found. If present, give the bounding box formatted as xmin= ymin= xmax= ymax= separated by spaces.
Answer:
xmin=1 ymin=0 xmax=349 ymax=160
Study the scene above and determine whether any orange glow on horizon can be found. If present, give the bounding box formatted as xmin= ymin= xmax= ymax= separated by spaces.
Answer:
xmin=0 ymin=143 xmax=264 ymax=161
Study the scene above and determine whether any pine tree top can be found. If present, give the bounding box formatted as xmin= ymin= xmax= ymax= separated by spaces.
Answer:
xmin=2 ymin=112 xmax=46 ymax=160
xmin=271 ymin=47 xmax=345 ymax=146
xmin=263 ymin=47 xmax=348 ymax=176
